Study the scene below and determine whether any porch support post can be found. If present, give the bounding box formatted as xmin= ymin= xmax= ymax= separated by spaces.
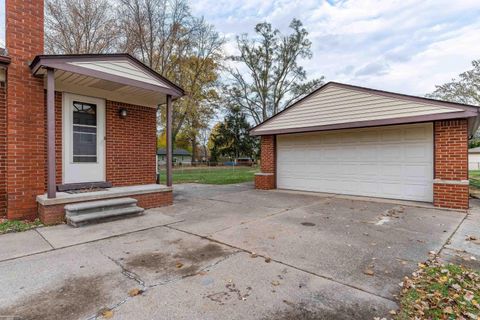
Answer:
xmin=166 ymin=94 xmax=173 ymax=187
xmin=46 ymin=68 xmax=56 ymax=198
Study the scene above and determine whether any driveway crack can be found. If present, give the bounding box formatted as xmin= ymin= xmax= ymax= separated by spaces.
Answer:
xmin=165 ymin=224 xmax=397 ymax=303
xmin=101 ymin=251 xmax=146 ymax=287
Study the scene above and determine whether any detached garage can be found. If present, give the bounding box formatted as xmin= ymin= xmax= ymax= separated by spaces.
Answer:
xmin=250 ymin=82 xmax=480 ymax=210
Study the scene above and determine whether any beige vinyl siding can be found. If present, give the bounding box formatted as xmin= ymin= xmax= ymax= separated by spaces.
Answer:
xmin=53 ymin=69 xmax=165 ymax=107
xmin=69 ymin=60 xmax=169 ymax=88
xmin=254 ymin=85 xmax=459 ymax=133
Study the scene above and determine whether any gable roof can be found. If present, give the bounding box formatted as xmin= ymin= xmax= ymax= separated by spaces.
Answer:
xmin=157 ymin=148 xmax=191 ymax=156
xmin=30 ymin=53 xmax=184 ymax=98
xmin=250 ymin=82 xmax=480 ymax=136
xmin=469 ymin=147 xmax=480 ymax=154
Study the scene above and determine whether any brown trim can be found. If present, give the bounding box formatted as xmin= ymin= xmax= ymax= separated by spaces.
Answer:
xmin=30 ymin=54 xmax=185 ymax=98
xmin=166 ymin=95 xmax=173 ymax=187
xmin=250 ymin=111 xmax=477 ymax=136
xmin=46 ymin=68 xmax=56 ymax=199
xmin=250 ymin=81 xmax=480 ymax=135
xmin=0 ymin=55 xmax=11 ymax=66
xmin=274 ymin=135 xmax=277 ymax=189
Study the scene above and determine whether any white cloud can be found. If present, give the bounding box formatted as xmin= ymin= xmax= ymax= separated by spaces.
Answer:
xmin=192 ymin=0 xmax=480 ymax=95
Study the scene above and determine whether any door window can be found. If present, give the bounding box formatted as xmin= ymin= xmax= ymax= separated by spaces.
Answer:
xmin=72 ymin=101 xmax=97 ymax=163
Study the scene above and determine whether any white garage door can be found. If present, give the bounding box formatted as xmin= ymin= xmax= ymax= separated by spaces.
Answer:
xmin=277 ymin=123 xmax=433 ymax=202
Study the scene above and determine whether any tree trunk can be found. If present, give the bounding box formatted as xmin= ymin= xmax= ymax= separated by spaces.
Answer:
xmin=191 ymin=135 xmax=197 ymax=165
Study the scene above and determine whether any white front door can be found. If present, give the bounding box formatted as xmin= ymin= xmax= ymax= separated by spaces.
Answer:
xmin=276 ymin=123 xmax=434 ymax=202
xmin=63 ymin=93 xmax=106 ymax=184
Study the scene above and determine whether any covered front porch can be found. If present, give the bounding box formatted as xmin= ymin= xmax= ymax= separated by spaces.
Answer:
xmin=30 ymin=54 xmax=184 ymax=224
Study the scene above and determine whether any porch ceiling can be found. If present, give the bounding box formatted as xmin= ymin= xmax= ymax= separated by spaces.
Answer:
xmin=30 ymin=54 xmax=184 ymax=107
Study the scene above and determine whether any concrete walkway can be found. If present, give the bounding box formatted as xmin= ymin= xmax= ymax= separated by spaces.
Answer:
xmin=0 ymin=183 xmax=477 ymax=320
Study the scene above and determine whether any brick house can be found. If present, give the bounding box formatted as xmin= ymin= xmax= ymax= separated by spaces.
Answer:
xmin=0 ymin=1 xmax=181 ymax=224
xmin=251 ymin=82 xmax=480 ymax=210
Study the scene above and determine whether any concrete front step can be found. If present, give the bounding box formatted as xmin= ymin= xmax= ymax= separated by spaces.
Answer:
xmin=65 ymin=197 xmax=144 ymax=227
xmin=67 ymin=206 xmax=145 ymax=227
xmin=65 ymin=198 xmax=138 ymax=216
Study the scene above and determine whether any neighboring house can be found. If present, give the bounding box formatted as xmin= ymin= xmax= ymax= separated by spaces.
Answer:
xmin=469 ymin=147 xmax=480 ymax=170
xmin=251 ymin=82 xmax=480 ymax=210
xmin=157 ymin=148 xmax=192 ymax=165
xmin=0 ymin=1 xmax=183 ymax=224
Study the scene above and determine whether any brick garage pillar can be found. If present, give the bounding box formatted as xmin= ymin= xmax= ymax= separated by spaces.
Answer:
xmin=255 ymin=135 xmax=276 ymax=190
xmin=433 ymin=119 xmax=469 ymax=210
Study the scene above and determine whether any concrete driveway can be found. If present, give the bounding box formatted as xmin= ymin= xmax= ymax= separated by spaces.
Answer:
xmin=0 ymin=183 xmax=475 ymax=320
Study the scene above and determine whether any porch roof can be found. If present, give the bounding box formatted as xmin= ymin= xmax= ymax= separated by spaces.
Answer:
xmin=30 ymin=53 xmax=184 ymax=107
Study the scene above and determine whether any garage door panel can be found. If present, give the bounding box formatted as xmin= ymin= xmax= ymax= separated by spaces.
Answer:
xmin=277 ymin=123 xmax=433 ymax=202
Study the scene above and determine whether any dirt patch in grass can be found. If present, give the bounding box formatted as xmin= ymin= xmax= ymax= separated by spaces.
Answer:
xmin=0 ymin=218 xmax=43 ymax=234
xmin=125 ymin=243 xmax=229 ymax=276
xmin=397 ymin=259 xmax=480 ymax=319
xmin=0 ymin=274 xmax=111 ymax=320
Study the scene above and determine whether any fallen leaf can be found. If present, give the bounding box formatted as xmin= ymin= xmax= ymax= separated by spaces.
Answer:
xmin=443 ymin=306 xmax=453 ymax=314
xmin=271 ymin=280 xmax=280 ymax=286
xmin=363 ymin=269 xmax=374 ymax=276
xmin=465 ymin=291 xmax=474 ymax=302
xmin=101 ymin=309 xmax=113 ymax=319
xmin=265 ymin=257 xmax=271 ymax=263
xmin=128 ymin=288 xmax=144 ymax=297
xmin=176 ymin=262 xmax=183 ymax=268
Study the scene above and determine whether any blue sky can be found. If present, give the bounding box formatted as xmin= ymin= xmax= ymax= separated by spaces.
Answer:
xmin=191 ymin=0 xmax=480 ymax=95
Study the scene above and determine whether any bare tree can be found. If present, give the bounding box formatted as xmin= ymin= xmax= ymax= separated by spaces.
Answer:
xmin=118 ymin=0 xmax=195 ymax=79
xmin=119 ymin=0 xmax=224 ymax=149
xmin=223 ymin=19 xmax=324 ymax=125
xmin=427 ymin=59 xmax=480 ymax=106
xmin=45 ymin=0 xmax=119 ymax=54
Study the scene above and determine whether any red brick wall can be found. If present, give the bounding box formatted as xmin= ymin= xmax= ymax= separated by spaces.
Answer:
xmin=255 ymin=135 xmax=276 ymax=190
xmin=106 ymin=100 xmax=157 ymax=186
xmin=0 ymin=81 xmax=6 ymax=217
xmin=55 ymin=92 xmax=63 ymax=185
xmin=433 ymin=119 xmax=469 ymax=210
xmin=6 ymin=0 xmax=45 ymax=220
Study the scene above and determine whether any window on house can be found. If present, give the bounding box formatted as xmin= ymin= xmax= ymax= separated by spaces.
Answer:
xmin=72 ymin=101 xmax=97 ymax=163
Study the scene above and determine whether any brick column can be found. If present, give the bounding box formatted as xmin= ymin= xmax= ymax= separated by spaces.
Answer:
xmin=6 ymin=0 xmax=45 ymax=219
xmin=255 ymin=135 xmax=276 ymax=190
xmin=0 ymin=81 xmax=6 ymax=217
xmin=433 ymin=119 xmax=469 ymax=210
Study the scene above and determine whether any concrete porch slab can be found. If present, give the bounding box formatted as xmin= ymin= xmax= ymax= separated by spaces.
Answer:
xmin=37 ymin=184 xmax=172 ymax=206
xmin=0 ymin=230 xmax=52 ymax=262
xmin=36 ymin=210 xmax=182 ymax=249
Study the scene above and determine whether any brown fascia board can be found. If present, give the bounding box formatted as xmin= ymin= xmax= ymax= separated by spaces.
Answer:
xmin=0 ymin=55 xmax=11 ymax=66
xmin=30 ymin=54 xmax=185 ymax=98
xmin=249 ymin=81 xmax=480 ymax=135
xmin=250 ymin=110 xmax=478 ymax=136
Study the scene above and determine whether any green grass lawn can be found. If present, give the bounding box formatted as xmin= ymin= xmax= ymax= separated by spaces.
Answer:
xmin=158 ymin=166 xmax=259 ymax=185
xmin=0 ymin=218 xmax=43 ymax=234
xmin=470 ymin=170 xmax=480 ymax=189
